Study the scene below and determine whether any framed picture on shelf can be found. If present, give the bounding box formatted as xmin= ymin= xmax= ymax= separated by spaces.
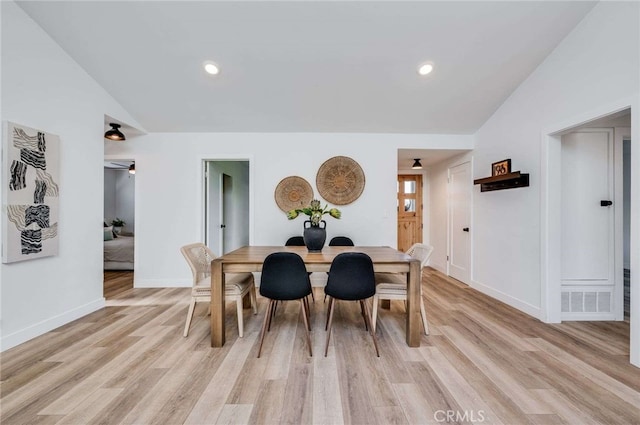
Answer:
xmin=491 ymin=159 xmax=511 ymax=176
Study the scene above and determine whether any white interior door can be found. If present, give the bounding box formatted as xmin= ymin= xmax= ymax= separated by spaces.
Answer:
xmin=560 ymin=129 xmax=616 ymax=320
xmin=220 ymin=173 xmax=232 ymax=254
xmin=448 ymin=161 xmax=471 ymax=284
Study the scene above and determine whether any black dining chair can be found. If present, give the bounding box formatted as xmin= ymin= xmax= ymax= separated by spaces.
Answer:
xmin=285 ymin=236 xmax=305 ymax=246
xmin=258 ymin=252 xmax=313 ymax=358
xmin=324 ymin=252 xmax=379 ymax=357
xmin=286 ymin=235 xmax=315 ymax=302
xmin=324 ymin=236 xmax=355 ymax=302
xmin=328 ymin=236 xmax=354 ymax=247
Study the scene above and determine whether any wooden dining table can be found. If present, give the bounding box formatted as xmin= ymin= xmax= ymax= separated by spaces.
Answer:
xmin=210 ymin=245 xmax=421 ymax=348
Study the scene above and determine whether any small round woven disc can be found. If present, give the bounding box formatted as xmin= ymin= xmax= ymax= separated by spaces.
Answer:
xmin=274 ymin=176 xmax=314 ymax=212
xmin=316 ymin=156 xmax=365 ymax=205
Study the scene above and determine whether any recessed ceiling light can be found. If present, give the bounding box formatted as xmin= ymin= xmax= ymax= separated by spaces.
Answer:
xmin=418 ymin=62 xmax=434 ymax=76
xmin=203 ymin=61 xmax=220 ymax=75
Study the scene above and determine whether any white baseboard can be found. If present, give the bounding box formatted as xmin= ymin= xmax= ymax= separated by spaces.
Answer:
xmin=428 ymin=261 xmax=447 ymax=275
xmin=470 ymin=279 xmax=542 ymax=320
xmin=1 ymin=298 xmax=105 ymax=352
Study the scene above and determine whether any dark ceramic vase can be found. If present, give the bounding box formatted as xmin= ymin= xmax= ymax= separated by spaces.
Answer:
xmin=303 ymin=220 xmax=326 ymax=252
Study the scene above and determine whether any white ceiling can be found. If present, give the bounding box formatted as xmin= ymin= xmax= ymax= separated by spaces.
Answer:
xmin=104 ymin=160 xmax=134 ymax=170
xmin=17 ymin=1 xmax=596 ymax=135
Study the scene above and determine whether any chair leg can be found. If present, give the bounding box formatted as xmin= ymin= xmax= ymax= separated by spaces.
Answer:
xmin=300 ymin=299 xmax=313 ymax=356
xmin=359 ymin=300 xmax=368 ymax=331
xmin=250 ymin=286 xmax=258 ymax=315
xmin=362 ymin=300 xmax=380 ymax=357
xmin=371 ymin=294 xmax=379 ymax=333
xmin=236 ymin=296 xmax=244 ymax=338
xmin=302 ymin=295 xmax=311 ymax=331
xmin=258 ymin=300 xmax=275 ymax=358
xmin=420 ymin=297 xmax=429 ymax=335
xmin=183 ymin=298 xmax=197 ymax=337
xmin=325 ymin=296 xmax=334 ymax=331
xmin=324 ymin=297 xmax=337 ymax=357
xmin=269 ymin=300 xmax=278 ymax=331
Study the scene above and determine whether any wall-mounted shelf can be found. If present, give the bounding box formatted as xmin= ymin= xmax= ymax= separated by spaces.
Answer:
xmin=474 ymin=171 xmax=529 ymax=192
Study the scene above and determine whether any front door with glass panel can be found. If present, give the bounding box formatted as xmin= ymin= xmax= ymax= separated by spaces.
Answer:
xmin=397 ymin=175 xmax=423 ymax=252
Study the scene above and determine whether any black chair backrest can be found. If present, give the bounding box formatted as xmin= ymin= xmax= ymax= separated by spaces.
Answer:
xmin=285 ymin=236 xmax=305 ymax=246
xmin=325 ymin=252 xmax=375 ymax=300
xmin=329 ymin=236 xmax=354 ymax=246
xmin=260 ymin=252 xmax=311 ymax=300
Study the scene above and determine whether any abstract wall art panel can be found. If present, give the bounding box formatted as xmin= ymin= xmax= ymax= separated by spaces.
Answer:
xmin=3 ymin=122 xmax=60 ymax=263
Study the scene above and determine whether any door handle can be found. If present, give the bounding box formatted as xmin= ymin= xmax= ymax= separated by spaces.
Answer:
xmin=462 ymin=227 xmax=469 ymax=232
xmin=220 ymin=224 xmax=226 ymax=228
xmin=600 ymin=200 xmax=613 ymax=207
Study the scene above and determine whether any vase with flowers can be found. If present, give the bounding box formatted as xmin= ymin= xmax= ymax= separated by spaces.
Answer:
xmin=287 ymin=199 xmax=341 ymax=252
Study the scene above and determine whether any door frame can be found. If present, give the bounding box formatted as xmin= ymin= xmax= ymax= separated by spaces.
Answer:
xmin=558 ymin=128 xmax=617 ymax=321
xmin=447 ymin=159 xmax=473 ymax=284
xmin=104 ymin=154 xmax=138 ymax=277
xmin=199 ymin=155 xmax=254 ymax=247
xmin=540 ymin=97 xmax=639 ymax=367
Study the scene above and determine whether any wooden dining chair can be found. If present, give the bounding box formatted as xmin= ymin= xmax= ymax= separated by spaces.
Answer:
xmin=371 ymin=243 xmax=433 ymax=335
xmin=180 ymin=243 xmax=257 ymax=338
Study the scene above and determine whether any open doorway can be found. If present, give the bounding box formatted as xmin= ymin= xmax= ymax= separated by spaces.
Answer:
xmin=103 ymin=160 xmax=135 ymax=298
xmin=397 ymin=148 xmax=472 ymax=278
xmin=543 ymin=107 xmax=635 ymax=365
xmin=204 ymin=160 xmax=250 ymax=255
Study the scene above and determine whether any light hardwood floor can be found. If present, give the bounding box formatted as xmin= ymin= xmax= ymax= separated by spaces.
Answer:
xmin=103 ymin=271 xmax=134 ymax=299
xmin=2 ymin=268 xmax=638 ymax=424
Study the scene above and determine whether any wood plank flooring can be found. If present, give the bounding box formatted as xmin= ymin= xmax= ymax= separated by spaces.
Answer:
xmin=104 ymin=271 xmax=134 ymax=299
xmin=2 ymin=268 xmax=638 ymax=424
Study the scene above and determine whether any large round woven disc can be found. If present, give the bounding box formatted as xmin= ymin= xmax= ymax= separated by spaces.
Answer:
xmin=274 ymin=176 xmax=314 ymax=212
xmin=316 ymin=156 xmax=365 ymax=205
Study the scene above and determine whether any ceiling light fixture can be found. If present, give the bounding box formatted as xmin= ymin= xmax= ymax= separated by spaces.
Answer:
xmin=203 ymin=61 xmax=220 ymax=75
xmin=104 ymin=123 xmax=126 ymax=141
xmin=411 ymin=159 xmax=423 ymax=169
xmin=417 ymin=62 xmax=434 ymax=76
xmin=128 ymin=164 xmax=135 ymax=175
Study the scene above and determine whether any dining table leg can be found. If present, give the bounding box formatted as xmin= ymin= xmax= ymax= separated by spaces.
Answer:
xmin=211 ymin=258 xmax=225 ymax=347
xmin=406 ymin=258 xmax=421 ymax=347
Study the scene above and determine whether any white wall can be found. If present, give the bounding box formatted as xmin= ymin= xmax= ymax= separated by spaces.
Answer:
xmin=114 ymin=170 xmax=135 ymax=234
xmin=624 ymin=140 xmax=631 ymax=270
xmin=105 ymin=133 xmax=473 ymax=287
xmin=0 ymin=1 xmax=142 ymax=350
xmin=470 ymin=2 xmax=639 ymax=362
xmin=104 ymin=169 xmax=117 ymax=223
xmin=104 ymin=169 xmax=135 ymax=233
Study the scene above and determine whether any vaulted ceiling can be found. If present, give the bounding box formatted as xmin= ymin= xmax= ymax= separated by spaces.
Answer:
xmin=17 ymin=1 xmax=596 ymax=134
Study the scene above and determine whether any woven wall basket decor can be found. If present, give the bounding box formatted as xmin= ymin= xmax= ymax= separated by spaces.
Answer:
xmin=274 ymin=176 xmax=314 ymax=212
xmin=316 ymin=156 xmax=365 ymax=205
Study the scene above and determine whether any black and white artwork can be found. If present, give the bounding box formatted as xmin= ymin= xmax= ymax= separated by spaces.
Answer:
xmin=3 ymin=122 xmax=60 ymax=263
